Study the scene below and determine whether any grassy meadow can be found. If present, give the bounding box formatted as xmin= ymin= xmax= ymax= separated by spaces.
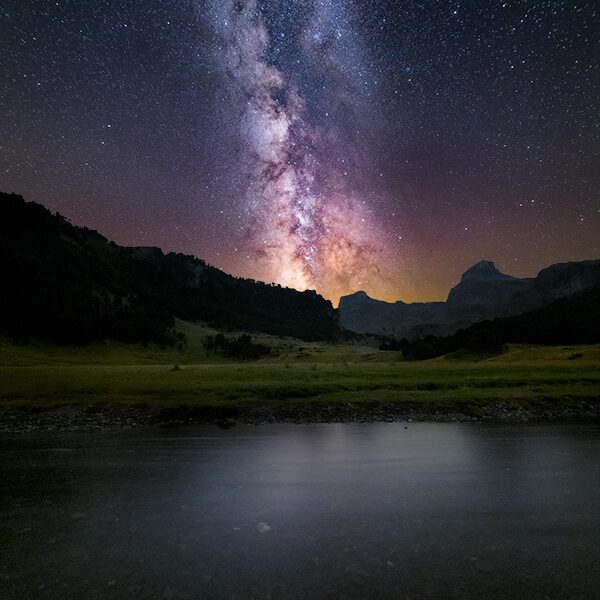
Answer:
xmin=1 ymin=319 xmax=598 ymax=423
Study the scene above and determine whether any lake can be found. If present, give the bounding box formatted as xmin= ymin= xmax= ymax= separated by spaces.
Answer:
xmin=1 ymin=423 xmax=598 ymax=599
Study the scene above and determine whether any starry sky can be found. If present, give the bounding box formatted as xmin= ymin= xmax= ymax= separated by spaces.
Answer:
xmin=2 ymin=0 xmax=598 ymax=304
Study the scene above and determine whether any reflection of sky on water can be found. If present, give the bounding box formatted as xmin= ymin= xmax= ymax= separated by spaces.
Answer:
xmin=1 ymin=424 xmax=598 ymax=599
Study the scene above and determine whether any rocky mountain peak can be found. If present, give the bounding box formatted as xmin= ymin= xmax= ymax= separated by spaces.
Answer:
xmin=338 ymin=258 xmax=599 ymax=339
xmin=460 ymin=260 xmax=503 ymax=281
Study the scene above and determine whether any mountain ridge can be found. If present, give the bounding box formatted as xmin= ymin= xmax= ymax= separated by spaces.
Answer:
xmin=339 ymin=259 xmax=600 ymax=338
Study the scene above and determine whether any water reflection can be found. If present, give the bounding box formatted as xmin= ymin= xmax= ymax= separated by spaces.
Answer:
xmin=1 ymin=423 xmax=598 ymax=599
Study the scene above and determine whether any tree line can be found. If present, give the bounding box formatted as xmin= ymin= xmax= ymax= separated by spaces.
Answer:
xmin=0 ymin=192 xmax=344 ymax=345
xmin=380 ymin=285 xmax=600 ymax=359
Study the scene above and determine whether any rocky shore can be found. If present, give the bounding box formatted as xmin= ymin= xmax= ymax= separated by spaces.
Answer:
xmin=1 ymin=400 xmax=598 ymax=432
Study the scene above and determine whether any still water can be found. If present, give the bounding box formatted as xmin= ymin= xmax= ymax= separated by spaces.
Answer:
xmin=1 ymin=423 xmax=598 ymax=599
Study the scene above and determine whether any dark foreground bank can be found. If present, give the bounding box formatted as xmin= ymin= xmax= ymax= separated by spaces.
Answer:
xmin=1 ymin=399 xmax=598 ymax=432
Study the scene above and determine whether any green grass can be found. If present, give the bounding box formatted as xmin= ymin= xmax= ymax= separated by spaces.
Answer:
xmin=1 ymin=323 xmax=598 ymax=419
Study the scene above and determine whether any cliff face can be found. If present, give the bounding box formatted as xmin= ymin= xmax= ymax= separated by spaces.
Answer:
xmin=510 ymin=261 xmax=600 ymax=313
xmin=446 ymin=260 xmax=531 ymax=315
xmin=339 ymin=259 xmax=600 ymax=338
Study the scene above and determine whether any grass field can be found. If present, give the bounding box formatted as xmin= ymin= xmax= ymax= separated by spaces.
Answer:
xmin=1 ymin=320 xmax=598 ymax=424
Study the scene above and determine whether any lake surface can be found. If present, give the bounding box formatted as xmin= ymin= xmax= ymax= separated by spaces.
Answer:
xmin=1 ymin=423 xmax=598 ymax=599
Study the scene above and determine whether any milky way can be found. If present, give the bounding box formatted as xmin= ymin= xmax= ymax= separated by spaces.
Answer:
xmin=206 ymin=0 xmax=386 ymax=299
xmin=2 ymin=0 xmax=598 ymax=303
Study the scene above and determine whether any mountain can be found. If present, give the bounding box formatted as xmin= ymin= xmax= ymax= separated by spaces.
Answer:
xmin=446 ymin=260 xmax=531 ymax=315
xmin=0 ymin=192 xmax=343 ymax=345
xmin=339 ymin=259 xmax=600 ymax=338
xmin=398 ymin=284 xmax=600 ymax=360
xmin=338 ymin=292 xmax=447 ymax=338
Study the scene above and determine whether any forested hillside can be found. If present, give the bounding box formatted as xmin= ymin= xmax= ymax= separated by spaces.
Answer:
xmin=0 ymin=193 xmax=343 ymax=345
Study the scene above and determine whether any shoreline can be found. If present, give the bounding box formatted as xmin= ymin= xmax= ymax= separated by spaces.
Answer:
xmin=1 ymin=402 xmax=598 ymax=432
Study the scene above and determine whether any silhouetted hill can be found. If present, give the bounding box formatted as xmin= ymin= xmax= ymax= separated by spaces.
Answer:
xmin=340 ymin=259 xmax=600 ymax=338
xmin=0 ymin=192 xmax=343 ymax=345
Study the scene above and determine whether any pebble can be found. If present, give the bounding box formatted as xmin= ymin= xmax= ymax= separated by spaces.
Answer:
xmin=257 ymin=522 xmax=271 ymax=533
xmin=0 ymin=403 xmax=597 ymax=432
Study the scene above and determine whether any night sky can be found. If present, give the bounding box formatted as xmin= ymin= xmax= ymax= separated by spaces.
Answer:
xmin=2 ymin=1 xmax=598 ymax=304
